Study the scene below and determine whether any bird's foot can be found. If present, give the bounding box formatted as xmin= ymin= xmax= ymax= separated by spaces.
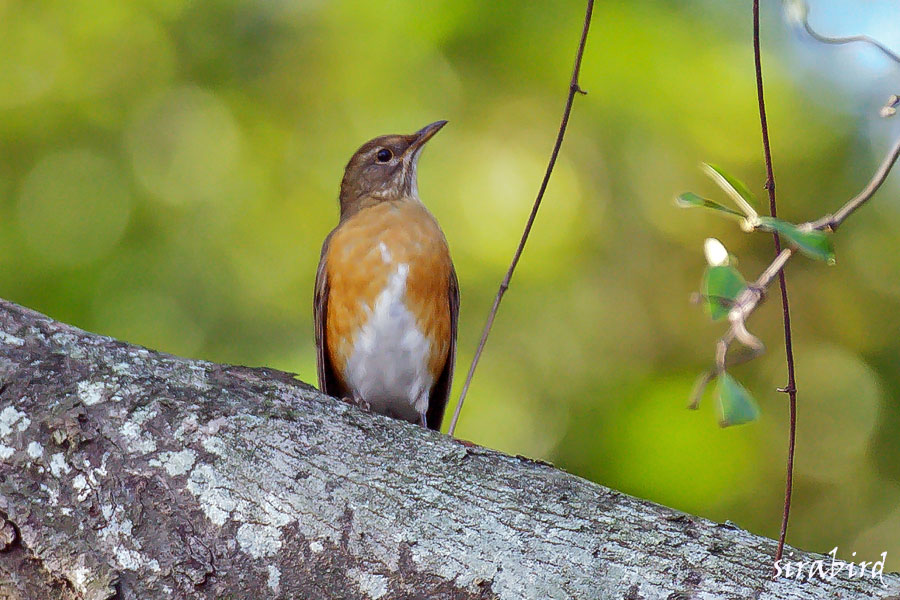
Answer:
xmin=342 ymin=396 xmax=371 ymax=412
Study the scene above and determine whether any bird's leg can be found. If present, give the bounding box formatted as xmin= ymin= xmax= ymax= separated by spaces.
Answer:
xmin=418 ymin=411 xmax=428 ymax=429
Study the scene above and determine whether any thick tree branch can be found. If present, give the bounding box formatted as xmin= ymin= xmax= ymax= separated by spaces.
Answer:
xmin=1 ymin=299 xmax=898 ymax=598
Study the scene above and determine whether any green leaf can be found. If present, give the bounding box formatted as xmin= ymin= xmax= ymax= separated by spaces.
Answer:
xmin=716 ymin=372 xmax=761 ymax=427
xmin=757 ymin=216 xmax=836 ymax=264
xmin=702 ymin=163 xmax=758 ymax=217
xmin=702 ymin=265 xmax=747 ymax=320
xmin=675 ymin=192 xmax=745 ymax=218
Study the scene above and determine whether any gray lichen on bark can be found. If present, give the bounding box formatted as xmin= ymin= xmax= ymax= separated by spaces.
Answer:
xmin=0 ymin=298 xmax=898 ymax=599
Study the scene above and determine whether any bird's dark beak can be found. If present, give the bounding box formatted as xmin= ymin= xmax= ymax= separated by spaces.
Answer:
xmin=406 ymin=120 xmax=448 ymax=157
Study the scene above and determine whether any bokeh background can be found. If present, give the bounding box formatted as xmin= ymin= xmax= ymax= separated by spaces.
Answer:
xmin=1 ymin=0 xmax=899 ymax=570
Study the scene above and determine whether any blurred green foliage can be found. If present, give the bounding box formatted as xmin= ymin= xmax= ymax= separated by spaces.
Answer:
xmin=1 ymin=0 xmax=899 ymax=570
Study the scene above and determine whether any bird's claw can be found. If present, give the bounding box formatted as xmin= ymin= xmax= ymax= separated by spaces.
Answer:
xmin=342 ymin=396 xmax=371 ymax=412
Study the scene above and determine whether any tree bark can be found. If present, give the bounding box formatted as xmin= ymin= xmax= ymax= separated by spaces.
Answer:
xmin=0 ymin=298 xmax=896 ymax=600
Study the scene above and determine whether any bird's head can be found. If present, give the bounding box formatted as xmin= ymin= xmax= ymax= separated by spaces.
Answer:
xmin=338 ymin=120 xmax=447 ymax=218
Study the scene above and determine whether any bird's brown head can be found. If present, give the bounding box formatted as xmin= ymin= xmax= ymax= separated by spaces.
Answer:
xmin=338 ymin=120 xmax=447 ymax=219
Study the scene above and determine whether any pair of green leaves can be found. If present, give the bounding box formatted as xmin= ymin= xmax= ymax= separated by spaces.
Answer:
xmin=693 ymin=263 xmax=759 ymax=427
xmin=676 ymin=163 xmax=836 ymax=263
xmin=677 ymin=163 xmax=758 ymax=220
xmin=698 ymin=265 xmax=760 ymax=427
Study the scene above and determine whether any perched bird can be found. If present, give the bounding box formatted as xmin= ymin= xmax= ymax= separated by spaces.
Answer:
xmin=314 ymin=121 xmax=458 ymax=430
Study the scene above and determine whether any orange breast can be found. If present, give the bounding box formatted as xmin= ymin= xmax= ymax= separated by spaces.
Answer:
xmin=324 ymin=200 xmax=453 ymax=388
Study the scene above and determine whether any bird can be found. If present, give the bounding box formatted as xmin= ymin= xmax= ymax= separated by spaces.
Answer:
xmin=314 ymin=121 xmax=458 ymax=431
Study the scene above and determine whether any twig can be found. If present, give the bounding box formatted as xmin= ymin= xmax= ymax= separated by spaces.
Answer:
xmin=716 ymin=249 xmax=792 ymax=366
xmin=446 ymin=0 xmax=594 ymax=436
xmin=726 ymin=134 xmax=900 ymax=331
xmin=789 ymin=0 xmax=900 ymax=65
xmin=808 ymin=136 xmax=900 ymax=231
xmin=753 ymin=0 xmax=799 ymax=570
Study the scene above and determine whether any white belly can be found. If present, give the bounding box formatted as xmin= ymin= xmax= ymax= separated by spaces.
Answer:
xmin=344 ymin=263 xmax=433 ymax=423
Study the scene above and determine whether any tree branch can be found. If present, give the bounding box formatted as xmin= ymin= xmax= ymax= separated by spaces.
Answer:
xmin=1 ymin=299 xmax=899 ymax=598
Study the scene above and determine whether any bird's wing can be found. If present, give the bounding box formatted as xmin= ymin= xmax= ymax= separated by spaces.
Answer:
xmin=314 ymin=232 xmax=343 ymax=396
xmin=426 ymin=263 xmax=459 ymax=431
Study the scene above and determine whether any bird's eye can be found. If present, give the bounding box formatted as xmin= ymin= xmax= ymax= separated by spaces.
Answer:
xmin=375 ymin=148 xmax=393 ymax=163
